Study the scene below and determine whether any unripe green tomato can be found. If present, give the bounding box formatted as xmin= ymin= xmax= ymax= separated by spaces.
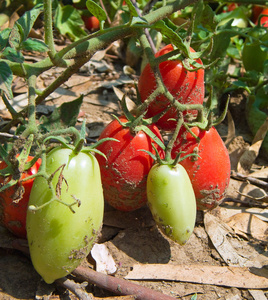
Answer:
xmin=26 ymin=147 xmax=104 ymax=284
xmin=147 ymin=163 xmax=196 ymax=245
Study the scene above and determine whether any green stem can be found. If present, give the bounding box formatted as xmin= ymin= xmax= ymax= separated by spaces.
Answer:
xmin=1 ymin=92 xmax=18 ymax=118
xmin=21 ymin=74 xmax=38 ymax=138
xmin=165 ymin=113 xmax=184 ymax=163
xmin=44 ymin=0 xmax=56 ymax=58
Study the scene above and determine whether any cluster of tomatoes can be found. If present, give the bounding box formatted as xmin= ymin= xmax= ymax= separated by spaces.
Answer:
xmin=0 ymin=44 xmax=231 ymax=282
xmin=95 ymin=44 xmax=231 ymax=243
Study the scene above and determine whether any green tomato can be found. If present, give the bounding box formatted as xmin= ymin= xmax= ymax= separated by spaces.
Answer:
xmin=147 ymin=163 xmax=196 ymax=245
xmin=26 ymin=147 xmax=104 ymax=284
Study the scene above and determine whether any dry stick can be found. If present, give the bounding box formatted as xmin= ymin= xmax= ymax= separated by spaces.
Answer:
xmin=231 ymin=170 xmax=268 ymax=190
xmin=55 ymin=277 xmax=95 ymax=300
xmin=72 ymin=266 xmax=176 ymax=300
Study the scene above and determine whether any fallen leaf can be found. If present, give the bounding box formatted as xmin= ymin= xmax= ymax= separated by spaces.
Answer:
xmin=248 ymin=289 xmax=267 ymax=300
xmin=91 ymin=243 xmax=117 ymax=275
xmin=225 ymin=110 xmax=236 ymax=148
xmin=237 ymin=117 xmax=268 ymax=174
xmin=225 ymin=213 xmax=268 ymax=242
xmin=204 ymin=212 xmax=250 ymax=267
xmin=125 ymin=264 xmax=268 ymax=289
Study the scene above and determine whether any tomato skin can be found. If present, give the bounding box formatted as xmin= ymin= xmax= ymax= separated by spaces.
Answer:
xmin=0 ymin=156 xmax=41 ymax=238
xmin=138 ymin=44 xmax=204 ymax=131
xmin=251 ymin=5 xmax=263 ymax=23
xmin=26 ymin=147 xmax=104 ymax=284
xmin=147 ymin=163 xmax=196 ymax=245
xmin=257 ymin=8 xmax=268 ymax=27
xmin=96 ymin=116 xmax=164 ymax=211
xmin=82 ymin=15 xmax=100 ymax=31
xmin=171 ymin=127 xmax=230 ymax=210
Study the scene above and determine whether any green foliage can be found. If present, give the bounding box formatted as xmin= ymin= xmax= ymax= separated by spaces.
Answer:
xmin=39 ymin=96 xmax=83 ymax=133
xmin=54 ymin=4 xmax=87 ymax=41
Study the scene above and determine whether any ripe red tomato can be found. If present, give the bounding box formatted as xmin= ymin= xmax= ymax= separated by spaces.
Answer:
xmin=95 ymin=116 xmax=164 ymax=211
xmin=0 ymin=156 xmax=41 ymax=238
xmin=256 ymin=8 xmax=268 ymax=26
xmin=223 ymin=3 xmax=239 ymax=12
xmin=138 ymin=44 xmax=204 ymax=131
xmin=82 ymin=15 xmax=100 ymax=31
xmin=171 ymin=127 xmax=230 ymax=210
xmin=251 ymin=5 xmax=263 ymax=23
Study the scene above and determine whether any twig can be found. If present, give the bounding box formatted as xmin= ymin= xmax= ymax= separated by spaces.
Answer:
xmin=72 ymin=265 xmax=176 ymax=300
xmin=55 ymin=277 xmax=94 ymax=300
xmin=231 ymin=171 xmax=268 ymax=190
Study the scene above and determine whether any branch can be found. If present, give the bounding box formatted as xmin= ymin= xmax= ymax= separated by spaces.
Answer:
xmin=72 ymin=265 xmax=177 ymax=300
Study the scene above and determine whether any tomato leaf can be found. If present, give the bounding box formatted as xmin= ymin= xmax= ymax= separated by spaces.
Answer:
xmin=0 ymin=60 xmax=13 ymax=99
xmin=86 ymin=0 xmax=107 ymax=22
xmin=54 ymin=4 xmax=87 ymax=41
xmin=39 ymin=96 xmax=83 ymax=133
xmin=152 ymin=20 xmax=188 ymax=55
xmin=9 ymin=3 xmax=43 ymax=49
xmin=1 ymin=47 xmax=24 ymax=63
xmin=0 ymin=28 xmax=11 ymax=51
xmin=124 ymin=0 xmax=139 ymax=17
xmin=21 ymin=38 xmax=49 ymax=52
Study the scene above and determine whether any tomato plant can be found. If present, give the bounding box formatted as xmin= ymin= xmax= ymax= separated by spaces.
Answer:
xmin=82 ymin=15 xmax=100 ymax=31
xmin=171 ymin=127 xmax=230 ymax=210
xmin=138 ymin=44 xmax=204 ymax=131
xmin=26 ymin=147 xmax=104 ymax=284
xmin=0 ymin=156 xmax=41 ymax=239
xmin=95 ymin=116 xmax=164 ymax=212
xmin=147 ymin=163 xmax=196 ymax=245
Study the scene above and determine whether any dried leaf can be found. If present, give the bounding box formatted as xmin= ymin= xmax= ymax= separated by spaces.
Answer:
xmin=91 ymin=243 xmax=117 ymax=275
xmin=225 ymin=213 xmax=268 ymax=242
xmin=125 ymin=264 xmax=268 ymax=289
xmin=237 ymin=117 xmax=268 ymax=174
xmin=204 ymin=212 xmax=249 ymax=267
xmin=113 ymin=86 xmax=136 ymax=112
xmin=249 ymin=289 xmax=268 ymax=300
xmin=225 ymin=110 xmax=236 ymax=148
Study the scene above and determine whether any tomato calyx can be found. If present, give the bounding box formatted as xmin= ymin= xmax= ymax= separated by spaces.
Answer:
xmin=0 ymin=134 xmax=41 ymax=193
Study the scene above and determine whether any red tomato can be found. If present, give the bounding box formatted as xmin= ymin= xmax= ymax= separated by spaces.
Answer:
xmin=0 ymin=156 xmax=41 ymax=238
xmin=171 ymin=127 xmax=230 ymax=210
xmin=95 ymin=116 xmax=164 ymax=211
xmin=223 ymin=3 xmax=239 ymax=12
xmin=256 ymin=8 xmax=268 ymax=27
xmin=138 ymin=44 xmax=204 ymax=131
xmin=82 ymin=15 xmax=100 ymax=31
xmin=251 ymin=5 xmax=263 ymax=23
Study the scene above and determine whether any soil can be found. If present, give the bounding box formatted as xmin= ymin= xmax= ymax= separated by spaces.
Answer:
xmin=0 ymin=44 xmax=268 ymax=300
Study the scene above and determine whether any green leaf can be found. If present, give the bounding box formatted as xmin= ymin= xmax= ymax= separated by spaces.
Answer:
xmin=1 ymin=47 xmax=24 ymax=63
xmin=39 ymin=96 xmax=83 ymax=133
xmin=22 ymin=38 xmax=49 ymax=52
xmin=152 ymin=20 xmax=188 ymax=54
xmin=131 ymin=16 xmax=147 ymax=25
xmin=54 ymin=4 xmax=87 ymax=41
xmin=0 ymin=60 xmax=13 ymax=99
xmin=124 ymin=0 xmax=139 ymax=17
xmin=9 ymin=3 xmax=43 ymax=49
xmin=0 ymin=28 xmax=12 ymax=50
xmin=86 ymin=0 xmax=107 ymax=22
xmin=209 ymin=23 xmax=238 ymax=61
